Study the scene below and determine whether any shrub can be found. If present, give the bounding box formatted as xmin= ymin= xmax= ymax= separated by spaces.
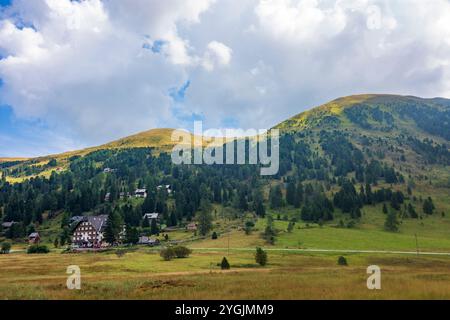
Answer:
xmin=244 ymin=221 xmax=255 ymax=235
xmin=1 ymin=242 xmax=11 ymax=254
xmin=160 ymin=247 xmax=176 ymax=261
xmin=211 ymin=231 xmax=218 ymax=239
xmin=173 ymin=246 xmax=192 ymax=258
xmin=115 ymin=249 xmax=127 ymax=258
xmin=221 ymin=257 xmax=230 ymax=270
xmin=27 ymin=245 xmax=50 ymax=254
xmin=287 ymin=222 xmax=294 ymax=233
xmin=337 ymin=256 xmax=348 ymax=266
xmin=255 ymin=247 xmax=268 ymax=266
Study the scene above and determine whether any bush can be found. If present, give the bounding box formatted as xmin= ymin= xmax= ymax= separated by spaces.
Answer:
xmin=255 ymin=247 xmax=268 ymax=266
xmin=211 ymin=231 xmax=218 ymax=239
xmin=115 ymin=249 xmax=127 ymax=258
xmin=1 ymin=242 xmax=11 ymax=254
xmin=160 ymin=247 xmax=176 ymax=261
xmin=337 ymin=256 xmax=348 ymax=266
xmin=27 ymin=245 xmax=50 ymax=254
xmin=173 ymin=246 xmax=192 ymax=258
xmin=221 ymin=257 xmax=230 ymax=270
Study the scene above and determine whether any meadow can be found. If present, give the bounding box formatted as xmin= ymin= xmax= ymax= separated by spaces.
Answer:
xmin=1 ymin=248 xmax=450 ymax=299
xmin=2 ymin=183 xmax=450 ymax=300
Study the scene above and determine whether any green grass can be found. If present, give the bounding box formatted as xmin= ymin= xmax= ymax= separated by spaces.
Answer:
xmin=2 ymin=249 xmax=450 ymax=299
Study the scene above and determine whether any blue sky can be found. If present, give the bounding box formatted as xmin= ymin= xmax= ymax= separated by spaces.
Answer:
xmin=1 ymin=0 xmax=450 ymax=157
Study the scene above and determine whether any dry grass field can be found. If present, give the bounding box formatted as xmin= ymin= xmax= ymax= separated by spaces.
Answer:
xmin=1 ymin=248 xmax=450 ymax=300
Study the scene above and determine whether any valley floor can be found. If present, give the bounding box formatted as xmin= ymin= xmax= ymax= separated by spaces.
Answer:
xmin=2 ymin=248 xmax=450 ymax=299
xmin=2 ymin=190 xmax=450 ymax=300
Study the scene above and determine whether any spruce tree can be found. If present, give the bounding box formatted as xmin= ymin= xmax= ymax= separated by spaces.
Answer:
xmin=384 ymin=210 xmax=399 ymax=232
xmin=150 ymin=218 xmax=159 ymax=235
xmin=221 ymin=257 xmax=230 ymax=270
xmin=293 ymin=182 xmax=303 ymax=208
xmin=104 ymin=209 xmax=123 ymax=245
xmin=197 ymin=200 xmax=213 ymax=236
xmin=255 ymin=247 xmax=268 ymax=266
xmin=286 ymin=181 xmax=296 ymax=206
xmin=423 ymin=197 xmax=435 ymax=215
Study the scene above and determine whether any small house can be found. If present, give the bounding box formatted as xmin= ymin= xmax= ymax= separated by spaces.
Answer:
xmin=1 ymin=221 xmax=16 ymax=231
xmin=119 ymin=192 xmax=131 ymax=199
xmin=157 ymin=184 xmax=172 ymax=194
xmin=187 ymin=222 xmax=198 ymax=231
xmin=143 ymin=213 xmax=160 ymax=221
xmin=28 ymin=232 xmax=41 ymax=244
xmin=138 ymin=236 xmax=160 ymax=246
xmin=135 ymin=188 xmax=147 ymax=198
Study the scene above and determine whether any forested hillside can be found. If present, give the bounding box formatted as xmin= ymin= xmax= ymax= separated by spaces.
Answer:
xmin=0 ymin=94 xmax=449 ymax=243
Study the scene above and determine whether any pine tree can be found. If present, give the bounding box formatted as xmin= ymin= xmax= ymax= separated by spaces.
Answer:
xmin=104 ymin=209 xmax=123 ymax=245
xmin=221 ymin=257 xmax=230 ymax=270
xmin=150 ymin=218 xmax=159 ymax=235
xmin=169 ymin=211 xmax=178 ymax=227
xmin=255 ymin=247 xmax=268 ymax=266
xmin=286 ymin=181 xmax=296 ymax=206
xmin=287 ymin=221 xmax=294 ymax=233
xmin=269 ymin=185 xmax=283 ymax=209
xmin=408 ymin=203 xmax=418 ymax=218
xmin=365 ymin=183 xmax=373 ymax=204
xmin=255 ymin=199 xmax=265 ymax=217
xmin=423 ymin=197 xmax=435 ymax=215
xmin=384 ymin=210 xmax=399 ymax=232
xmin=293 ymin=182 xmax=303 ymax=208
xmin=125 ymin=225 xmax=139 ymax=244
xmin=197 ymin=200 xmax=213 ymax=236
xmin=142 ymin=216 xmax=150 ymax=228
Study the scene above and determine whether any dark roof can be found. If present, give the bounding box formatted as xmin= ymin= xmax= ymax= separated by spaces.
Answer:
xmin=143 ymin=213 xmax=160 ymax=219
xmin=86 ymin=215 xmax=108 ymax=232
xmin=1 ymin=221 xmax=15 ymax=228
xmin=73 ymin=215 xmax=109 ymax=232
xmin=69 ymin=216 xmax=84 ymax=222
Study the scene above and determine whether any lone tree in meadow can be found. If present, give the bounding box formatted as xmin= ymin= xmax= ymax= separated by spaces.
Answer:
xmin=287 ymin=221 xmax=295 ymax=233
xmin=160 ymin=247 xmax=176 ymax=261
xmin=337 ymin=256 xmax=348 ymax=266
xmin=221 ymin=257 xmax=230 ymax=270
xmin=1 ymin=242 xmax=11 ymax=254
xmin=197 ymin=200 xmax=213 ymax=236
xmin=384 ymin=210 xmax=399 ymax=232
xmin=423 ymin=197 xmax=435 ymax=215
xmin=263 ymin=215 xmax=276 ymax=245
xmin=255 ymin=247 xmax=268 ymax=266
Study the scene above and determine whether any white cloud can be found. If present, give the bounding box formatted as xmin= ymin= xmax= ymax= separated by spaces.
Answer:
xmin=202 ymin=41 xmax=232 ymax=71
xmin=1 ymin=0 xmax=450 ymax=156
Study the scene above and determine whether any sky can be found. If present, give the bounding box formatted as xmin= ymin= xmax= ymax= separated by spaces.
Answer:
xmin=1 ymin=0 xmax=450 ymax=157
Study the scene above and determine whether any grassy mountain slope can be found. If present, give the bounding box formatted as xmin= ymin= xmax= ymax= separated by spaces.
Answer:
xmin=0 ymin=93 xmax=449 ymax=252
xmin=2 ymin=94 xmax=449 ymax=183
xmin=0 ymin=128 xmax=195 ymax=182
xmin=276 ymin=94 xmax=450 ymax=184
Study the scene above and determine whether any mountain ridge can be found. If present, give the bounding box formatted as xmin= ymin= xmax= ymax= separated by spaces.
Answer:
xmin=1 ymin=93 xmax=449 ymax=182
